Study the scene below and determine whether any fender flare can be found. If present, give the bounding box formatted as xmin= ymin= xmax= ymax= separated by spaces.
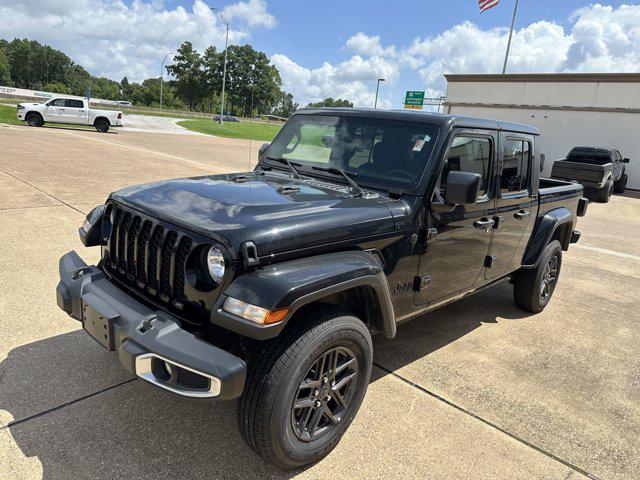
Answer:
xmin=210 ymin=251 xmax=396 ymax=340
xmin=522 ymin=207 xmax=573 ymax=268
xmin=93 ymin=116 xmax=111 ymax=126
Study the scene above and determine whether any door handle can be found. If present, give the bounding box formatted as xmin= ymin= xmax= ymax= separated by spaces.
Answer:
xmin=473 ymin=218 xmax=495 ymax=229
xmin=514 ymin=210 xmax=530 ymax=220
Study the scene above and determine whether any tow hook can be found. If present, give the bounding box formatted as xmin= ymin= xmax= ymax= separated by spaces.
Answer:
xmin=72 ymin=266 xmax=94 ymax=280
xmin=138 ymin=314 xmax=158 ymax=333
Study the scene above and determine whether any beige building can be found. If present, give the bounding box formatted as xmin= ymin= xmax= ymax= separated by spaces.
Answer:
xmin=443 ymin=73 xmax=640 ymax=190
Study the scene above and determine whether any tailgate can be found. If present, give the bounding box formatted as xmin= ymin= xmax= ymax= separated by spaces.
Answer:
xmin=551 ymin=160 xmax=606 ymax=183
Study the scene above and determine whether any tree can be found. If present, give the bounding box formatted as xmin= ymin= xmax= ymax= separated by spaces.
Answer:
xmin=272 ymin=91 xmax=298 ymax=118
xmin=166 ymin=41 xmax=204 ymax=111
xmin=0 ymin=48 xmax=11 ymax=85
xmin=213 ymin=44 xmax=282 ymax=117
xmin=307 ymin=98 xmax=354 ymax=108
xmin=42 ymin=82 xmax=70 ymax=94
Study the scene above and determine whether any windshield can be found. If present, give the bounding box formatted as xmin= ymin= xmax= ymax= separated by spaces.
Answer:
xmin=264 ymin=114 xmax=439 ymax=190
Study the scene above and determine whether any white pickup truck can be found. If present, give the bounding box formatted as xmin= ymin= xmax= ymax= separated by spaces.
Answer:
xmin=17 ymin=97 xmax=123 ymax=132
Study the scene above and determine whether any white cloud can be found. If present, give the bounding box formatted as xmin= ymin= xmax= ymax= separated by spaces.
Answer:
xmin=0 ymin=0 xmax=276 ymax=82
xmin=272 ymin=53 xmax=397 ymax=108
xmin=222 ymin=0 xmax=277 ymax=29
xmin=345 ymin=32 xmax=397 ymax=58
xmin=275 ymin=4 xmax=640 ymax=107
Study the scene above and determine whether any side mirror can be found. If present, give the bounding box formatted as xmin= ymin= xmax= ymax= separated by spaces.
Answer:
xmin=623 ymin=157 xmax=630 ymax=164
xmin=540 ymin=153 xmax=546 ymax=172
xmin=258 ymin=143 xmax=270 ymax=161
xmin=444 ymin=171 xmax=481 ymax=205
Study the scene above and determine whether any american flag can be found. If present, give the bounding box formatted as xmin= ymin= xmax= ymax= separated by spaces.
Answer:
xmin=479 ymin=0 xmax=500 ymax=13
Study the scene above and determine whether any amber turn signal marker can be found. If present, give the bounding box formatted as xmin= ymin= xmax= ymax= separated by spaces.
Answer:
xmin=265 ymin=307 xmax=289 ymax=325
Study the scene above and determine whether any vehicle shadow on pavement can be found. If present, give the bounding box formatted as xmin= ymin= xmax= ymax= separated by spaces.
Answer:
xmin=0 ymin=282 xmax=530 ymax=479
xmin=372 ymin=281 xmax=531 ymax=374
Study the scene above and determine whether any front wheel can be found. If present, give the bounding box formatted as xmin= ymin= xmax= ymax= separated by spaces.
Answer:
xmin=596 ymin=180 xmax=613 ymax=203
xmin=513 ymin=240 xmax=562 ymax=313
xmin=26 ymin=112 xmax=44 ymax=127
xmin=237 ymin=306 xmax=372 ymax=470
xmin=613 ymin=173 xmax=627 ymax=194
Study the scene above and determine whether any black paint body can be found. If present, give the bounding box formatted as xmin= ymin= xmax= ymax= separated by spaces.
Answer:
xmin=94 ymin=109 xmax=584 ymax=340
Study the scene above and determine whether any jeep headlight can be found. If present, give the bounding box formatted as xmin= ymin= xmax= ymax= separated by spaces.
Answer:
xmin=206 ymin=246 xmax=226 ymax=283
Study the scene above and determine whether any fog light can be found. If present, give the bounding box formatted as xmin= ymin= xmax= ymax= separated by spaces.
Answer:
xmin=222 ymin=297 xmax=289 ymax=324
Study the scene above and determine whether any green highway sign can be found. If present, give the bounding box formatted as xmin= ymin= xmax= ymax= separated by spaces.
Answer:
xmin=404 ymin=90 xmax=425 ymax=110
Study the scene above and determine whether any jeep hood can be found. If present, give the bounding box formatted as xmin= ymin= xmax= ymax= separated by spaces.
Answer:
xmin=110 ymin=173 xmax=400 ymax=257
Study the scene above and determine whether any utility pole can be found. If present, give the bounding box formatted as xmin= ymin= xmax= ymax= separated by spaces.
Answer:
xmin=374 ymin=78 xmax=385 ymax=108
xmin=160 ymin=53 xmax=172 ymax=110
xmin=211 ymin=8 xmax=230 ymax=125
xmin=502 ymin=0 xmax=519 ymax=74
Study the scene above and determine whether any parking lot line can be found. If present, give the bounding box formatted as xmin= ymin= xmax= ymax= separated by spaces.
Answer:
xmin=573 ymin=243 xmax=640 ymax=261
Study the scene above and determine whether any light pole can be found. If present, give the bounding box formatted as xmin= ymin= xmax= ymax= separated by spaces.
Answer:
xmin=374 ymin=78 xmax=385 ymax=108
xmin=160 ymin=52 xmax=172 ymax=110
xmin=211 ymin=7 xmax=230 ymax=125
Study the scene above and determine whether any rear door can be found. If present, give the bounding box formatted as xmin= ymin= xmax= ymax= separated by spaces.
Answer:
xmin=415 ymin=129 xmax=497 ymax=306
xmin=485 ymin=133 xmax=535 ymax=278
xmin=63 ymin=99 xmax=86 ymax=124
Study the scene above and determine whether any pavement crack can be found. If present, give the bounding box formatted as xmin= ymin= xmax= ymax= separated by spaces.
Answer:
xmin=373 ymin=362 xmax=601 ymax=480
xmin=0 ymin=378 xmax=135 ymax=431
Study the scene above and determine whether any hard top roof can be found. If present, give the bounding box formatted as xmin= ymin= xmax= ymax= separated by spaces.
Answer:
xmin=294 ymin=107 xmax=539 ymax=135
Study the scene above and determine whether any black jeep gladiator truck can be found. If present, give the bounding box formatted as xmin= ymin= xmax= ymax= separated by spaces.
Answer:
xmin=57 ymin=109 xmax=588 ymax=469
xmin=551 ymin=146 xmax=629 ymax=202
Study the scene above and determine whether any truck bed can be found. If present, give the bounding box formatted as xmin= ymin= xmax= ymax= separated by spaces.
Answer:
xmin=538 ymin=177 xmax=583 ymax=216
xmin=550 ymin=159 xmax=612 ymax=187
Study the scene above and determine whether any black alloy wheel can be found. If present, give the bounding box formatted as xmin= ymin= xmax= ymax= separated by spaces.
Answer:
xmin=539 ymin=254 xmax=559 ymax=303
xmin=292 ymin=346 xmax=358 ymax=442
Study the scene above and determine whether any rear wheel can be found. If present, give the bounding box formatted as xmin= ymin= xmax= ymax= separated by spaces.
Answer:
xmin=513 ymin=240 xmax=562 ymax=313
xmin=26 ymin=112 xmax=44 ymax=127
xmin=94 ymin=119 xmax=110 ymax=132
xmin=613 ymin=173 xmax=627 ymax=194
xmin=596 ymin=180 xmax=613 ymax=203
xmin=237 ymin=306 xmax=372 ymax=470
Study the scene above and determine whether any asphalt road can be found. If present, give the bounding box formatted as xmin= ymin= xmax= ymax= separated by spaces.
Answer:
xmin=1 ymin=123 xmax=639 ymax=479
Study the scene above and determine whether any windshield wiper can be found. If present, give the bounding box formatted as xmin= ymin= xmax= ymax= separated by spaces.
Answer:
xmin=266 ymin=156 xmax=302 ymax=180
xmin=312 ymin=166 xmax=370 ymax=198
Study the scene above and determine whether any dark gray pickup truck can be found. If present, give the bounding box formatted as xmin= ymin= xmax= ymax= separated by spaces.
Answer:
xmin=57 ymin=109 xmax=588 ymax=469
xmin=551 ymin=146 xmax=629 ymax=202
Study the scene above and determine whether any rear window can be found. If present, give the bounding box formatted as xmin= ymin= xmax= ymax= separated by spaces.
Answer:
xmin=567 ymin=149 xmax=611 ymax=166
xmin=65 ymin=99 xmax=84 ymax=108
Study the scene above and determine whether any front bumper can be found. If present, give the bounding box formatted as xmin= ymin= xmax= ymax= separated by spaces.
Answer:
xmin=56 ymin=251 xmax=246 ymax=400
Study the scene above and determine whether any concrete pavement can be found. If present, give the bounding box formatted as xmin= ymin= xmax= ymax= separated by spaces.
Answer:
xmin=1 ymin=123 xmax=639 ymax=479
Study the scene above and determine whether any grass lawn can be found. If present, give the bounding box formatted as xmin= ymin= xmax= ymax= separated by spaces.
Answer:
xmin=0 ymin=104 xmax=21 ymax=125
xmin=178 ymin=118 xmax=282 ymax=142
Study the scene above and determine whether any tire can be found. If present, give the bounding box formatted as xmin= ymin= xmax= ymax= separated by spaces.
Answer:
xmin=596 ymin=180 xmax=613 ymax=203
xmin=94 ymin=119 xmax=110 ymax=132
xmin=514 ymin=240 xmax=562 ymax=313
xmin=237 ymin=306 xmax=373 ymax=470
xmin=613 ymin=173 xmax=627 ymax=194
xmin=26 ymin=112 xmax=43 ymax=127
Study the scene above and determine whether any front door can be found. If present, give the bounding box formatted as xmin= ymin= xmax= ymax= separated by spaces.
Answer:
xmin=45 ymin=98 xmax=66 ymax=122
xmin=415 ymin=130 xmax=498 ymax=306
xmin=486 ymin=134 xmax=535 ymax=278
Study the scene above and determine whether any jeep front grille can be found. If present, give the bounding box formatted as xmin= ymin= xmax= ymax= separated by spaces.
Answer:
xmin=102 ymin=202 xmax=223 ymax=324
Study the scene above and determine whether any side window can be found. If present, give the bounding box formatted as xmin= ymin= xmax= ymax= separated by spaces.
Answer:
xmin=440 ymin=136 xmax=492 ymax=199
xmin=65 ymin=99 xmax=84 ymax=108
xmin=501 ymin=139 xmax=530 ymax=194
xmin=49 ymin=98 xmax=65 ymax=107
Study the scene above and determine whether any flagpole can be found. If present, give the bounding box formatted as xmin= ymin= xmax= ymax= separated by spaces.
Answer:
xmin=502 ymin=0 xmax=519 ymax=74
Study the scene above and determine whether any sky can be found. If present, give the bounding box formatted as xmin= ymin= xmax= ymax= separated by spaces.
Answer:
xmin=1 ymin=1 xmax=640 ymax=108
